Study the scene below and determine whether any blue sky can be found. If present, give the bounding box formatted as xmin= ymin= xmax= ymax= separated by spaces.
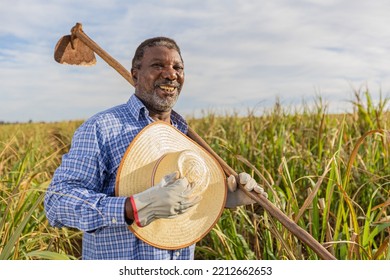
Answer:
xmin=1 ymin=0 xmax=389 ymax=122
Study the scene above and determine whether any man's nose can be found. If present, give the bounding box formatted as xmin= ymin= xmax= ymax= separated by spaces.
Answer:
xmin=161 ymin=67 xmax=177 ymax=80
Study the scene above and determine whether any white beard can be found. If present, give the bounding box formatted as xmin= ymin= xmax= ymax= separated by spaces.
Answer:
xmin=137 ymin=90 xmax=179 ymax=112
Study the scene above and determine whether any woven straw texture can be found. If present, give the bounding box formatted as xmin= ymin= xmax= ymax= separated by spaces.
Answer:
xmin=115 ymin=121 xmax=227 ymax=249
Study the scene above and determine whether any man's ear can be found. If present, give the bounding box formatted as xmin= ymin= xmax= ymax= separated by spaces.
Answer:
xmin=131 ymin=68 xmax=138 ymax=85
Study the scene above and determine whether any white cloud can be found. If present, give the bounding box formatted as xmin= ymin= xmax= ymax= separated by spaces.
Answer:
xmin=1 ymin=0 xmax=389 ymax=122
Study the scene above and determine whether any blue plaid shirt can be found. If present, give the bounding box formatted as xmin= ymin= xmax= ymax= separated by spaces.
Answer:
xmin=44 ymin=94 xmax=195 ymax=260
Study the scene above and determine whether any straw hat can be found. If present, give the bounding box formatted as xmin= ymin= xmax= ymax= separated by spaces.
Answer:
xmin=115 ymin=121 xmax=227 ymax=249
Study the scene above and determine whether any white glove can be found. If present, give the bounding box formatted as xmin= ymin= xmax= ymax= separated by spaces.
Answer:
xmin=130 ymin=171 xmax=200 ymax=227
xmin=225 ymin=172 xmax=268 ymax=208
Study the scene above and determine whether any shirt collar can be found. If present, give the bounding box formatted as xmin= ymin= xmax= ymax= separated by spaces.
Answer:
xmin=126 ymin=94 xmax=188 ymax=133
xmin=127 ymin=94 xmax=148 ymax=121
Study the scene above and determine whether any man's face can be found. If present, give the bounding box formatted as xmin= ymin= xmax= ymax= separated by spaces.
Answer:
xmin=132 ymin=46 xmax=184 ymax=113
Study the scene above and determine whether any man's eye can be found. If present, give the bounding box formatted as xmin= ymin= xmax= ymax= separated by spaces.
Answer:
xmin=152 ymin=64 xmax=164 ymax=69
xmin=150 ymin=64 xmax=184 ymax=73
xmin=174 ymin=66 xmax=184 ymax=72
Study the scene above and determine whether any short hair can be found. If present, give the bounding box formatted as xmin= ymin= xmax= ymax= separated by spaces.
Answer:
xmin=131 ymin=37 xmax=183 ymax=70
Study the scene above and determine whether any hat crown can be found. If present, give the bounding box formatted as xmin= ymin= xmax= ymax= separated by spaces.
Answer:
xmin=153 ymin=150 xmax=210 ymax=197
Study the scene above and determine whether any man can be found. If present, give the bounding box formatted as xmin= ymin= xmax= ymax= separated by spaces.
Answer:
xmin=44 ymin=37 xmax=266 ymax=260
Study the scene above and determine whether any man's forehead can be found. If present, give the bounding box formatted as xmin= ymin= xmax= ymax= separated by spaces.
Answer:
xmin=143 ymin=46 xmax=182 ymax=62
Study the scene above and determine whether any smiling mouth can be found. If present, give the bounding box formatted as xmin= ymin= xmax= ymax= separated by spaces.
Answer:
xmin=158 ymin=85 xmax=176 ymax=93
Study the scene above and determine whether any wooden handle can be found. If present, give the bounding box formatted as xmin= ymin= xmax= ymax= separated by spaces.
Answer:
xmin=71 ymin=23 xmax=135 ymax=86
xmin=187 ymin=127 xmax=336 ymax=260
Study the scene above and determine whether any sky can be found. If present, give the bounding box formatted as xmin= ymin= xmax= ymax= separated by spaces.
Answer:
xmin=1 ymin=0 xmax=390 ymax=123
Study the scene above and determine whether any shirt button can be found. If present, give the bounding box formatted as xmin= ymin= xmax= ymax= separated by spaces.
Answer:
xmin=112 ymin=218 xmax=117 ymax=224
xmin=175 ymin=251 xmax=180 ymax=257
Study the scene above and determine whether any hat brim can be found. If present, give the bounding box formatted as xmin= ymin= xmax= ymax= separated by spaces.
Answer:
xmin=115 ymin=121 xmax=227 ymax=249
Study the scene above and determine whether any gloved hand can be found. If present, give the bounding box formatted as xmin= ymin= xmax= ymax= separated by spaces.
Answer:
xmin=225 ymin=172 xmax=268 ymax=208
xmin=130 ymin=171 xmax=200 ymax=227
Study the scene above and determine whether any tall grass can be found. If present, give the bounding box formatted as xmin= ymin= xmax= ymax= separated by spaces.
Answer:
xmin=0 ymin=90 xmax=389 ymax=260
xmin=0 ymin=121 xmax=83 ymax=259
xmin=193 ymin=89 xmax=389 ymax=260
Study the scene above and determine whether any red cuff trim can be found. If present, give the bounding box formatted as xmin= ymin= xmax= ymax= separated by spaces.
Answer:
xmin=130 ymin=196 xmax=143 ymax=227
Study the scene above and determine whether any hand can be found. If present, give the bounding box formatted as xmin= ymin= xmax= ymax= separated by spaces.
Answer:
xmin=130 ymin=171 xmax=200 ymax=227
xmin=225 ymin=172 xmax=268 ymax=208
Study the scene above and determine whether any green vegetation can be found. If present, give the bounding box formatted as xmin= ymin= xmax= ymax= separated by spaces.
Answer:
xmin=1 ymin=90 xmax=389 ymax=260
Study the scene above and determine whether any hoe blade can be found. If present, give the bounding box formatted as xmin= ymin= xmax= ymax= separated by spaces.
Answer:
xmin=54 ymin=35 xmax=96 ymax=66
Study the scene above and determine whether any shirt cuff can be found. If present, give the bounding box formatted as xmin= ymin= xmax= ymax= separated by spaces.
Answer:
xmin=101 ymin=196 xmax=128 ymax=227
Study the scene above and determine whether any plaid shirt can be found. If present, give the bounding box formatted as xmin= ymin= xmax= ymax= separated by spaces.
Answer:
xmin=44 ymin=94 xmax=195 ymax=260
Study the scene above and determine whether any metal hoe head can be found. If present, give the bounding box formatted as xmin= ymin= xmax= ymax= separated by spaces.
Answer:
xmin=54 ymin=34 xmax=96 ymax=66
xmin=53 ymin=23 xmax=135 ymax=85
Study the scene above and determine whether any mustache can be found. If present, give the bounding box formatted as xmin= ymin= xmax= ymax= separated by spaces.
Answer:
xmin=154 ymin=80 xmax=181 ymax=88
